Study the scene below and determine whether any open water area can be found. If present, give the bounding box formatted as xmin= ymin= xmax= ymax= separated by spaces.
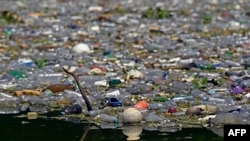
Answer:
xmin=1 ymin=0 xmax=250 ymax=140
xmin=0 ymin=114 xmax=223 ymax=141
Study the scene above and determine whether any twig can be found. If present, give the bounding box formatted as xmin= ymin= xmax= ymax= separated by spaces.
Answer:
xmin=80 ymin=123 xmax=91 ymax=141
xmin=62 ymin=67 xmax=92 ymax=111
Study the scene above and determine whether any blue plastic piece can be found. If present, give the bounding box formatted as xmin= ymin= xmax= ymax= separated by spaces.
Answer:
xmin=67 ymin=23 xmax=78 ymax=29
xmin=20 ymin=61 xmax=35 ymax=67
xmin=162 ymin=72 xmax=168 ymax=78
xmin=208 ymin=89 xmax=216 ymax=95
xmin=107 ymin=97 xmax=122 ymax=107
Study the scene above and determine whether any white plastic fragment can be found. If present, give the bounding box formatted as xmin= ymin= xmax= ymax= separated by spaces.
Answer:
xmin=127 ymin=69 xmax=143 ymax=79
xmin=106 ymin=90 xmax=120 ymax=97
xmin=91 ymin=25 xmax=100 ymax=32
xmin=0 ymin=83 xmax=17 ymax=90
xmin=198 ymin=115 xmax=216 ymax=122
xmin=94 ymin=80 xmax=108 ymax=87
xmin=72 ymin=43 xmax=92 ymax=54
xmin=168 ymin=57 xmax=181 ymax=63
xmin=0 ymin=92 xmax=15 ymax=99
xmin=88 ymin=6 xmax=103 ymax=12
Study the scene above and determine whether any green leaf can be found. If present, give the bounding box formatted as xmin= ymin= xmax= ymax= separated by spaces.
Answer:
xmin=34 ymin=59 xmax=47 ymax=68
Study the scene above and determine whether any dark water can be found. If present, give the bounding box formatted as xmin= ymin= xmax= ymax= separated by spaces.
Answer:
xmin=0 ymin=114 xmax=223 ymax=141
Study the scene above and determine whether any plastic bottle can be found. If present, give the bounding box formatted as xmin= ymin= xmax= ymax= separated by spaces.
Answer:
xmin=63 ymin=89 xmax=82 ymax=98
xmin=0 ymin=107 xmax=20 ymax=114
xmin=62 ymin=104 xmax=82 ymax=115
xmin=0 ymin=82 xmax=17 ymax=90
xmin=108 ymin=78 xmax=122 ymax=86
xmin=197 ymin=63 xmax=216 ymax=70
xmin=35 ymin=72 xmax=64 ymax=85
xmin=0 ymin=92 xmax=18 ymax=99
xmin=148 ymin=103 xmax=165 ymax=110
xmin=99 ymin=114 xmax=119 ymax=123
xmin=224 ymin=60 xmax=241 ymax=67
xmin=126 ymin=83 xmax=153 ymax=94
xmin=19 ymin=103 xmax=29 ymax=112
xmin=106 ymin=90 xmax=120 ymax=97
xmin=7 ymin=69 xmax=27 ymax=79
xmin=78 ymin=75 xmax=104 ymax=86
xmin=208 ymin=97 xmax=225 ymax=103
xmin=172 ymin=95 xmax=193 ymax=102
xmin=28 ymin=96 xmax=48 ymax=106
xmin=240 ymin=79 xmax=250 ymax=88
xmin=172 ymin=111 xmax=186 ymax=116
xmin=28 ymin=105 xmax=48 ymax=113
xmin=144 ymin=68 xmax=168 ymax=81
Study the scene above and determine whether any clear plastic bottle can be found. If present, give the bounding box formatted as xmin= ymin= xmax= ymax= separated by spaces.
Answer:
xmin=62 ymin=104 xmax=82 ymax=115
xmin=0 ymin=107 xmax=20 ymax=114
xmin=99 ymin=114 xmax=119 ymax=123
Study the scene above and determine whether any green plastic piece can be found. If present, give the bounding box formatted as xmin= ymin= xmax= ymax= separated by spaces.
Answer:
xmin=109 ymin=79 xmax=122 ymax=86
xmin=8 ymin=69 xmax=27 ymax=79
xmin=198 ymin=64 xmax=215 ymax=70
xmin=153 ymin=96 xmax=167 ymax=102
xmin=34 ymin=59 xmax=47 ymax=68
xmin=202 ymin=15 xmax=212 ymax=24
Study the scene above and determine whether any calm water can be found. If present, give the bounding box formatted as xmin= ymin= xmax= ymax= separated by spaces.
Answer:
xmin=0 ymin=114 xmax=223 ymax=141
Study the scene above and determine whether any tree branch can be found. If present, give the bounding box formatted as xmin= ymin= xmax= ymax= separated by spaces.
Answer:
xmin=62 ymin=67 xmax=92 ymax=111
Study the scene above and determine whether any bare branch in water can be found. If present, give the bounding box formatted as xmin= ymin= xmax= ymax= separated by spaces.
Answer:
xmin=62 ymin=67 xmax=92 ymax=111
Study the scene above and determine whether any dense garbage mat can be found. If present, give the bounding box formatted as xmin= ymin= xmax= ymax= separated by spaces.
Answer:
xmin=1 ymin=0 xmax=250 ymax=136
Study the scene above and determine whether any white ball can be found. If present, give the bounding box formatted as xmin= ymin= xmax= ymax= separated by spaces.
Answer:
xmin=72 ymin=43 xmax=91 ymax=54
xmin=122 ymin=108 xmax=142 ymax=124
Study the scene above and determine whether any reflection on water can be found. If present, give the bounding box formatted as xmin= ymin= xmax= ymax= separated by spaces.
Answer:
xmin=210 ymin=126 xmax=224 ymax=137
xmin=80 ymin=123 xmax=91 ymax=141
xmin=0 ymin=114 xmax=223 ymax=141
xmin=83 ymin=123 xmax=223 ymax=141
xmin=122 ymin=126 xmax=142 ymax=140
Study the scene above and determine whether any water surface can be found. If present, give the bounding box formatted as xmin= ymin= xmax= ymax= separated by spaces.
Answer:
xmin=0 ymin=114 xmax=223 ymax=141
